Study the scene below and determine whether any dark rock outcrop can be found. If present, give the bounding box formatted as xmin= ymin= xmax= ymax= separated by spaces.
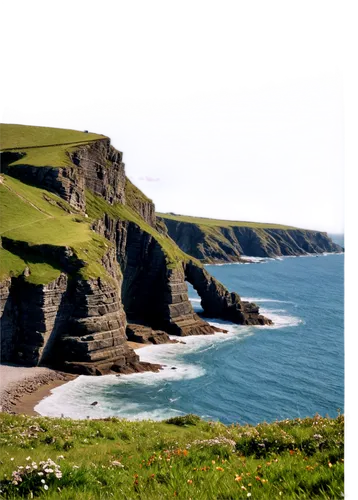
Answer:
xmin=0 ymin=278 xmax=16 ymax=360
xmin=126 ymin=323 xmax=175 ymax=345
xmin=160 ymin=218 xmax=343 ymax=263
xmin=185 ymin=261 xmax=272 ymax=325
xmin=161 ymin=265 xmax=227 ymax=336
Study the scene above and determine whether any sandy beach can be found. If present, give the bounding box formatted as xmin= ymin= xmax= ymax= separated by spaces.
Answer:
xmin=0 ymin=344 xmax=147 ymax=416
xmin=0 ymin=364 xmax=75 ymax=415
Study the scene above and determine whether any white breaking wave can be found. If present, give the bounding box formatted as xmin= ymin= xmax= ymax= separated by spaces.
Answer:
xmin=35 ymin=323 xmax=252 ymax=419
xmin=35 ymin=299 xmax=301 ymax=419
xmin=243 ymin=297 xmax=295 ymax=304
xmin=241 ymin=297 xmax=302 ymax=329
xmin=259 ymin=308 xmax=302 ymax=329
xmin=205 ymin=251 xmax=343 ymax=267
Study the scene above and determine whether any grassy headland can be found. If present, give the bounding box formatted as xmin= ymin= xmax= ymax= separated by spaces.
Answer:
xmin=1 ymin=124 xmax=106 ymax=168
xmin=0 ymin=124 xmax=198 ymax=283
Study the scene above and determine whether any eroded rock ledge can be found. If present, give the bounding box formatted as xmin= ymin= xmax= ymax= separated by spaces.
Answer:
xmin=126 ymin=324 xmax=176 ymax=345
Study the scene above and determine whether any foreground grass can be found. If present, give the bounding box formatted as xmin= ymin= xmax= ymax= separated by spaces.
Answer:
xmin=0 ymin=413 xmax=344 ymax=499
xmin=157 ymin=213 xmax=299 ymax=230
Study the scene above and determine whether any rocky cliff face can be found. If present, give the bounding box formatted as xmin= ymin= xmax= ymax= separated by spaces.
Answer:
xmin=93 ymin=216 xmax=224 ymax=336
xmin=160 ymin=218 xmax=343 ymax=263
xmin=0 ymin=278 xmax=16 ymax=360
xmin=0 ymin=243 xmax=150 ymax=375
xmin=3 ymin=139 xmax=125 ymax=213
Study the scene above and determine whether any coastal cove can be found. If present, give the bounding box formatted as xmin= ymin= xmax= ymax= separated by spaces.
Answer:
xmin=34 ymin=242 xmax=344 ymax=425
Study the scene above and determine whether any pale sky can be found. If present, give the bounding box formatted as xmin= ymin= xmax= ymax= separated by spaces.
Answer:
xmin=0 ymin=79 xmax=345 ymax=233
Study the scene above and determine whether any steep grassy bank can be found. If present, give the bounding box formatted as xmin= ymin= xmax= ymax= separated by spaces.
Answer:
xmin=0 ymin=413 xmax=343 ymax=499
xmin=0 ymin=175 xmax=114 ymax=284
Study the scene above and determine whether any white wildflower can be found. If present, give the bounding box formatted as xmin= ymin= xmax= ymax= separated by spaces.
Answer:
xmin=111 ymin=461 xmax=124 ymax=468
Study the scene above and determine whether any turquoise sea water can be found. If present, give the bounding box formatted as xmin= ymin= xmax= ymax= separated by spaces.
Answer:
xmin=36 ymin=236 xmax=344 ymax=425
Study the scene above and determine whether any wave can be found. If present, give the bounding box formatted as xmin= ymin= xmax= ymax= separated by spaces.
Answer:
xmin=259 ymin=308 xmax=303 ymax=329
xmin=243 ymin=296 xmax=295 ymax=304
xmin=35 ymin=322 xmax=254 ymax=419
xmin=205 ymin=251 xmax=343 ymax=267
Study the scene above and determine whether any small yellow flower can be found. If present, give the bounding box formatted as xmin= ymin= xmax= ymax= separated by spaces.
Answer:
xmin=187 ymin=479 xmax=193 ymax=484
xmin=328 ymin=462 xmax=333 ymax=468
xmin=212 ymin=460 xmax=216 ymax=464
xmin=241 ymin=486 xmax=247 ymax=490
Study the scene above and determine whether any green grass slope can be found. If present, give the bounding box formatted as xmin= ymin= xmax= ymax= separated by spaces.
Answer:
xmin=0 ymin=413 xmax=344 ymax=499
xmin=0 ymin=176 xmax=112 ymax=284
xmin=0 ymin=124 xmax=106 ymax=168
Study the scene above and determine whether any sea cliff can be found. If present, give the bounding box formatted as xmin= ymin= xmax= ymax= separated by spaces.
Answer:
xmin=158 ymin=214 xmax=343 ymax=263
xmin=0 ymin=124 xmax=271 ymax=376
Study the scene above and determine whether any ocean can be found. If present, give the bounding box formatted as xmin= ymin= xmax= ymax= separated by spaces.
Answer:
xmin=35 ymin=235 xmax=344 ymax=425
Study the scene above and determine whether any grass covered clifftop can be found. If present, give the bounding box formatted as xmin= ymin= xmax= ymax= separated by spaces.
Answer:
xmin=0 ymin=413 xmax=344 ymax=499
xmin=1 ymin=124 xmax=107 ymax=168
